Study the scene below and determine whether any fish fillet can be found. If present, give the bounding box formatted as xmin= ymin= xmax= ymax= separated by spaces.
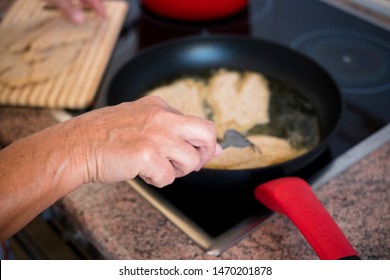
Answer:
xmin=30 ymin=18 xmax=98 ymax=51
xmin=0 ymin=16 xmax=93 ymax=87
xmin=147 ymin=78 xmax=207 ymax=119
xmin=0 ymin=53 xmax=19 ymax=74
xmin=30 ymin=44 xmax=82 ymax=83
xmin=0 ymin=58 xmax=31 ymax=88
xmin=206 ymin=69 xmax=270 ymax=138
xmin=205 ymin=134 xmax=306 ymax=170
xmin=6 ymin=17 xmax=57 ymax=53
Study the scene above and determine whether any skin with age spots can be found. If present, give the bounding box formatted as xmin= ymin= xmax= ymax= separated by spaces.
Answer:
xmin=0 ymin=96 xmax=221 ymax=241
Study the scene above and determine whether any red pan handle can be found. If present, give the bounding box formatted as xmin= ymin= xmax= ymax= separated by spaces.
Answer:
xmin=254 ymin=177 xmax=360 ymax=260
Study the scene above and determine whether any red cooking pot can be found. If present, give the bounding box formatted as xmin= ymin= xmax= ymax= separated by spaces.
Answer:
xmin=142 ymin=0 xmax=248 ymax=21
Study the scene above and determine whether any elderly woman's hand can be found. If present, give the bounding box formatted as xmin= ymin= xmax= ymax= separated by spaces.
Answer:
xmin=67 ymin=96 xmax=220 ymax=187
xmin=45 ymin=0 xmax=106 ymax=23
xmin=0 ymin=96 xmax=220 ymax=241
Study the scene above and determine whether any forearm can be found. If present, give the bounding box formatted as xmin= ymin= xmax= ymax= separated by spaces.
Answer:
xmin=0 ymin=97 xmax=218 ymax=241
xmin=0 ymin=121 xmax=84 ymax=241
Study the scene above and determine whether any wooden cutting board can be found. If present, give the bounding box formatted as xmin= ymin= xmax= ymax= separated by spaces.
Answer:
xmin=0 ymin=0 xmax=128 ymax=109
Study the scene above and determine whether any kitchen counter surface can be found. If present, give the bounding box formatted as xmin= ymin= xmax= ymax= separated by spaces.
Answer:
xmin=1 ymin=107 xmax=390 ymax=260
xmin=1 ymin=0 xmax=389 ymax=260
xmin=58 ymin=132 xmax=390 ymax=260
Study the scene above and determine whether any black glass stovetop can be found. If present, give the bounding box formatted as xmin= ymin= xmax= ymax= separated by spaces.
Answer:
xmin=93 ymin=0 xmax=390 ymax=253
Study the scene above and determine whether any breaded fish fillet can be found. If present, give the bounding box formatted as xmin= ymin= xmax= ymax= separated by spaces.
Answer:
xmin=147 ymin=78 xmax=207 ymax=119
xmin=205 ymin=134 xmax=306 ymax=170
xmin=206 ymin=69 xmax=270 ymax=138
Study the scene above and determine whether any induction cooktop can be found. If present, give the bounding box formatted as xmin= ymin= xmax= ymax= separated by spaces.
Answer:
xmin=92 ymin=0 xmax=390 ymax=255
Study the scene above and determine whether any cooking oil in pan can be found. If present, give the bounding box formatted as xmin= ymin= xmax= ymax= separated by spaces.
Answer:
xmin=249 ymin=77 xmax=320 ymax=151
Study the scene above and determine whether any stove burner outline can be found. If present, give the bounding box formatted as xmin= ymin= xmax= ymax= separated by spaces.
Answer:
xmin=249 ymin=0 xmax=274 ymax=25
xmin=290 ymin=29 xmax=390 ymax=94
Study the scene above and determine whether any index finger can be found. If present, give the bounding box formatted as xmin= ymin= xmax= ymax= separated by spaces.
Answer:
xmin=176 ymin=116 xmax=218 ymax=169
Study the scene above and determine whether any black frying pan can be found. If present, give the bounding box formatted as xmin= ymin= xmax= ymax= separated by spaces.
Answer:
xmin=107 ymin=35 xmax=343 ymax=189
xmin=107 ymin=35 xmax=362 ymax=259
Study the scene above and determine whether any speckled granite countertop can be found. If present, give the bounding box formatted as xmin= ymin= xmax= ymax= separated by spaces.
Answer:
xmin=1 ymin=0 xmax=389 ymax=260
xmin=58 ymin=135 xmax=390 ymax=260
xmin=1 ymin=105 xmax=390 ymax=261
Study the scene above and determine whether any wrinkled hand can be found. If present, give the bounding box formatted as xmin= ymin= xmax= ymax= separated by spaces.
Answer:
xmin=0 ymin=96 xmax=221 ymax=240
xmin=45 ymin=0 xmax=106 ymax=24
xmin=66 ymin=96 xmax=221 ymax=188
